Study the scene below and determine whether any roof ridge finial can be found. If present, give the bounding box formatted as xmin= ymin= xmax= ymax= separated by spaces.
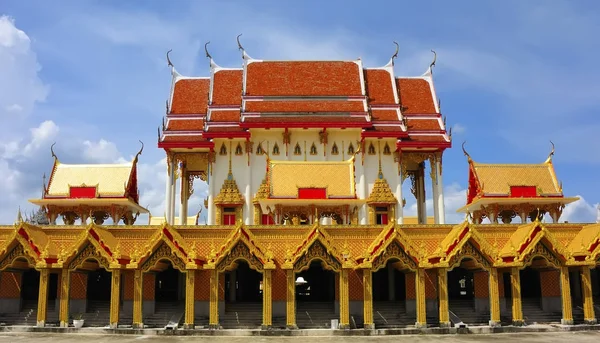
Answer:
xmin=166 ymin=49 xmax=174 ymax=68
xmin=50 ymin=142 xmax=59 ymax=163
xmin=42 ymin=173 xmax=47 ymax=197
xmin=133 ymin=140 xmax=144 ymax=163
xmin=377 ymin=140 xmax=383 ymax=179
xmin=16 ymin=207 xmax=23 ymax=224
xmin=237 ymin=34 xmax=244 ymax=52
xmin=204 ymin=41 xmax=213 ymax=64
xmin=390 ymin=41 xmax=399 ymax=66
xmin=545 ymin=141 xmax=555 ymax=163
xmin=227 ymin=141 xmax=233 ymax=180
xmin=429 ymin=50 xmax=437 ymax=71
xmin=461 ymin=141 xmax=473 ymax=162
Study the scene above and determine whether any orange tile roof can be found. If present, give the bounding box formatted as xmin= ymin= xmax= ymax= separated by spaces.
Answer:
xmin=210 ymin=110 xmax=240 ymax=122
xmin=245 ymin=100 xmax=364 ymax=113
xmin=365 ymin=69 xmax=396 ymax=105
xmin=246 ymin=61 xmax=362 ymax=96
xmin=406 ymin=118 xmax=442 ymax=131
xmin=212 ymin=70 xmax=243 ymax=106
xmin=396 ymin=78 xmax=437 ymax=114
xmin=407 ymin=134 xmax=448 ymax=142
xmin=166 ymin=118 xmax=204 ymax=131
xmin=205 ymin=125 xmax=246 ymax=132
xmin=371 ymin=109 xmax=399 ymax=121
xmin=170 ymin=79 xmax=210 ymax=114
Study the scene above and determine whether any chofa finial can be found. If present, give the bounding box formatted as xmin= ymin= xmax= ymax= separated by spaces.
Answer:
xmin=134 ymin=140 xmax=144 ymax=162
xmin=545 ymin=141 xmax=555 ymax=163
xmin=50 ymin=143 xmax=58 ymax=162
xmin=237 ymin=34 xmax=244 ymax=51
xmin=462 ymin=141 xmax=472 ymax=162
xmin=204 ymin=41 xmax=212 ymax=60
xmin=391 ymin=41 xmax=399 ymax=66
xmin=166 ymin=49 xmax=174 ymax=67
xmin=429 ymin=50 xmax=437 ymax=70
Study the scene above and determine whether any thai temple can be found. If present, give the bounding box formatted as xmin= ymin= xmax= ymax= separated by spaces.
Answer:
xmin=1 ymin=39 xmax=600 ymax=331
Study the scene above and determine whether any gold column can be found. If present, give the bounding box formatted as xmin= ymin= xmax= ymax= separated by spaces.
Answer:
xmin=560 ymin=267 xmax=573 ymax=325
xmin=582 ymin=267 xmax=596 ymax=324
xmin=415 ymin=268 xmax=427 ymax=328
xmin=510 ymin=267 xmax=523 ymax=326
xmin=437 ymin=268 xmax=450 ymax=327
xmin=262 ymin=269 xmax=272 ymax=328
xmin=209 ymin=269 xmax=219 ymax=328
xmin=133 ymin=269 xmax=143 ymax=328
xmin=286 ymin=269 xmax=297 ymax=328
xmin=339 ymin=269 xmax=350 ymax=329
xmin=110 ymin=269 xmax=121 ymax=328
xmin=59 ymin=269 xmax=71 ymax=327
xmin=36 ymin=269 xmax=49 ymax=327
xmin=184 ymin=270 xmax=195 ymax=329
xmin=215 ymin=207 xmax=222 ymax=225
xmin=363 ymin=269 xmax=374 ymax=329
xmin=254 ymin=204 xmax=261 ymax=225
xmin=488 ymin=268 xmax=501 ymax=326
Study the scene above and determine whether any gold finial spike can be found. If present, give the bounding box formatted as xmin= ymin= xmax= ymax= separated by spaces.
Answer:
xmin=429 ymin=50 xmax=437 ymax=70
xmin=544 ymin=141 xmax=555 ymax=163
xmin=166 ymin=49 xmax=174 ymax=67
xmin=228 ymin=141 xmax=233 ymax=179
xmin=204 ymin=41 xmax=212 ymax=60
xmin=133 ymin=140 xmax=144 ymax=163
xmin=461 ymin=141 xmax=472 ymax=162
xmin=16 ymin=207 xmax=23 ymax=224
xmin=377 ymin=140 xmax=383 ymax=179
xmin=50 ymin=142 xmax=58 ymax=162
xmin=391 ymin=41 xmax=399 ymax=66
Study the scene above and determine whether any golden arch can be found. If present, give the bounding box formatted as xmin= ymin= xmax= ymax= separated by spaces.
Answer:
xmin=216 ymin=241 xmax=264 ymax=273
xmin=371 ymin=240 xmax=418 ymax=272
xmin=294 ymin=239 xmax=342 ymax=273
xmin=0 ymin=244 xmax=36 ymax=271
xmin=141 ymin=242 xmax=187 ymax=272
xmin=67 ymin=242 xmax=112 ymax=271
xmin=521 ymin=241 xmax=563 ymax=269
xmin=447 ymin=240 xmax=493 ymax=271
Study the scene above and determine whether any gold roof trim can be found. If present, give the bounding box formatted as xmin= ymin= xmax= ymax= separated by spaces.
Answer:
xmin=268 ymin=158 xmax=355 ymax=198
xmin=566 ymin=223 xmax=600 ymax=260
xmin=253 ymin=178 xmax=270 ymax=204
xmin=366 ymin=177 xmax=397 ymax=205
xmin=148 ymin=215 xmax=199 ymax=226
xmin=206 ymin=224 xmax=272 ymax=270
xmin=283 ymin=224 xmax=349 ymax=270
xmin=427 ymin=221 xmax=496 ymax=268
xmin=0 ymin=223 xmax=51 ymax=268
xmin=133 ymin=223 xmax=197 ymax=269
xmin=471 ymin=161 xmax=562 ymax=197
xmin=499 ymin=221 xmax=567 ymax=264
xmin=29 ymin=198 xmax=149 ymax=214
xmin=59 ymin=224 xmax=120 ymax=269
xmin=359 ymin=222 xmax=420 ymax=269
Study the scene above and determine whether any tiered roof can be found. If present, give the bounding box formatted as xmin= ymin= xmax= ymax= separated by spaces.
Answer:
xmin=158 ymin=44 xmax=451 ymax=150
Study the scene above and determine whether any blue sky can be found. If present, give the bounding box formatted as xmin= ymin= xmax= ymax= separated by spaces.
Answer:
xmin=0 ymin=0 xmax=599 ymax=224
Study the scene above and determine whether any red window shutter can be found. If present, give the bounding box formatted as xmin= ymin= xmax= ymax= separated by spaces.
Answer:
xmin=510 ymin=186 xmax=537 ymax=197
xmin=381 ymin=213 xmax=388 ymax=225
xmin=261 ymin=214 xmax=274 ymax=225
xmin=298 ymin=188 xmax=327 ymax=199
xmin=224 ymin=214 xmax=236 ymax=225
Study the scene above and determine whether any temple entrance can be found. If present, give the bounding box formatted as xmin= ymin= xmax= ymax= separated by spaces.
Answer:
xmin=519 ymin=257 xmax=562 ymax=323
xmin=222 ymin=260 xmax=263 ymax=328
xmin=73 ymin=259 xmax=112 ymax=327
xmin=446 ymin=257 xmax=491 ymax=325
xmin=21 ymin=269 xmax=40 ymax=311
xmin=150 ymin=260 xmax=185 ymax=327
xmin=372 ymin=261 xmax=409 ymax=328
xmin=296 ymin=260 xmax=336 ymax=328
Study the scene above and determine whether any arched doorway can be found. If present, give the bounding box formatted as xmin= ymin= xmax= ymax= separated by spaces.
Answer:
xmin=295 ymin=260 xmax=336 ymax=328
xmin=372 ymin=260 xmax=409 ymax=327
xmin=222 ymin=260 xmax=263 ymax=328
xmin=71 ymin=259 xmax=112 ymax=327
xmin=150 ymin=260 xmax=185 ymax=327
xmin=519 ymin=257 xmax=562 ymax=323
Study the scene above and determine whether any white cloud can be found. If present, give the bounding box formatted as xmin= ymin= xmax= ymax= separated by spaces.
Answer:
xmin=82 ymin=139 xmax=122 ymax=163
xmin=452 ymin=123 xmax=466 ymax=135
xmin=23 ymin=120 xmax=59 ymax=156
xmin=404 ymin=182 xmax=467 ymax=224
xmin=0 ymin=16 xmax=49 ymax=121
xmin=562 ymin=196 xmax=599 ymax=223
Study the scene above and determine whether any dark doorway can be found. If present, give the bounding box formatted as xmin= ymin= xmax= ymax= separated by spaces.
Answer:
xmin=372 ymin=262 xmax=406 ymax=301
xmin=21 ymin=269 xmax=40 ymax=304
xmin=448 ymin=267 xmax=474 ymax=300
xmin=296 ymin=260 xmax=335 ymax=302
xmin=87 ymin=269 xmax=112 ymax=301
xmin=224 ymin=260 xmax=262 ymax=303
xmin=520 ymin=268 xmax=541 ymax=298
xmin=155 ymin=263 xmax=180 ymax=302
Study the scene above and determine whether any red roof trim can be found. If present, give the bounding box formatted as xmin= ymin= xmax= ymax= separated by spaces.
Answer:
xmin=202 ymin=131 xmax=251 ymax=139
xmin=397 ymin=141 xmax=451 ymax=148
xmin=362 ymin=131 xmax=407 ymax=138
xmin=240 ymin=121 xmax=372 ymax=129
xmin=158 ymin=141 xmax=215 ymax=149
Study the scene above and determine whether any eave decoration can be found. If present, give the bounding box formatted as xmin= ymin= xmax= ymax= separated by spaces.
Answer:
xmin=59 ymin=224 xmax=122 ymax=270
xmin=0 ymin=222 xmax=49 ymax=270
xmin=204 ymin=224 xmax=272 ymax=272
xmin=357 ymin=222 xmax=419 ymax=272
xmin=366 ymin=176 xmax=397 ymax=205
xmin=282 ymin=224 xmax=349 ymax=272
xmin=567 ymin=224 xmax=600 ymax=265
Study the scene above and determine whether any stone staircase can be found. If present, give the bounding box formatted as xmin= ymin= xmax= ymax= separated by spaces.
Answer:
xmin=448 ymin=299 xmax=489 ymax=325
xmin=520 ymin=298 xmax=562 ymax=324
xmin=373 ymin=301 xmax=414 ymax=328
xmin=79 ymin=300 xmax=110 ymax=327
xmin=296 ymin=302 xmax=337 ymax=328
xmin=0 ymin=300 xmax=58 ymax=326
xmin=221 ymin=302 xmax=262 ymax=329
xmin=143 ymin=301 xmax=184 ymax=328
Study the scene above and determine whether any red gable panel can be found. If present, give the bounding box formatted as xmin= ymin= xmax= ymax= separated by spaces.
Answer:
xmin=396 ymin=78 xmax=436 ymax=114
xmin=365 ymin=69 xmax=396 ymax=105
xmin=170 ymin=79 xmax=210 ymax=114
xmin=246 ymin=61 xmax=362 ymax=96
xmin=69 ymin=186 xmax=96 ymax=199
xmin=510 ymin=186 xmax=537 ymax=198
xmin=298 ymin=188 xmax=327 ymax=199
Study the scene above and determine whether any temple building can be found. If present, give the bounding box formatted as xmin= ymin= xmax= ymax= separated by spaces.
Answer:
xmin=0 ymin=42 xmax=599 ymax=331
